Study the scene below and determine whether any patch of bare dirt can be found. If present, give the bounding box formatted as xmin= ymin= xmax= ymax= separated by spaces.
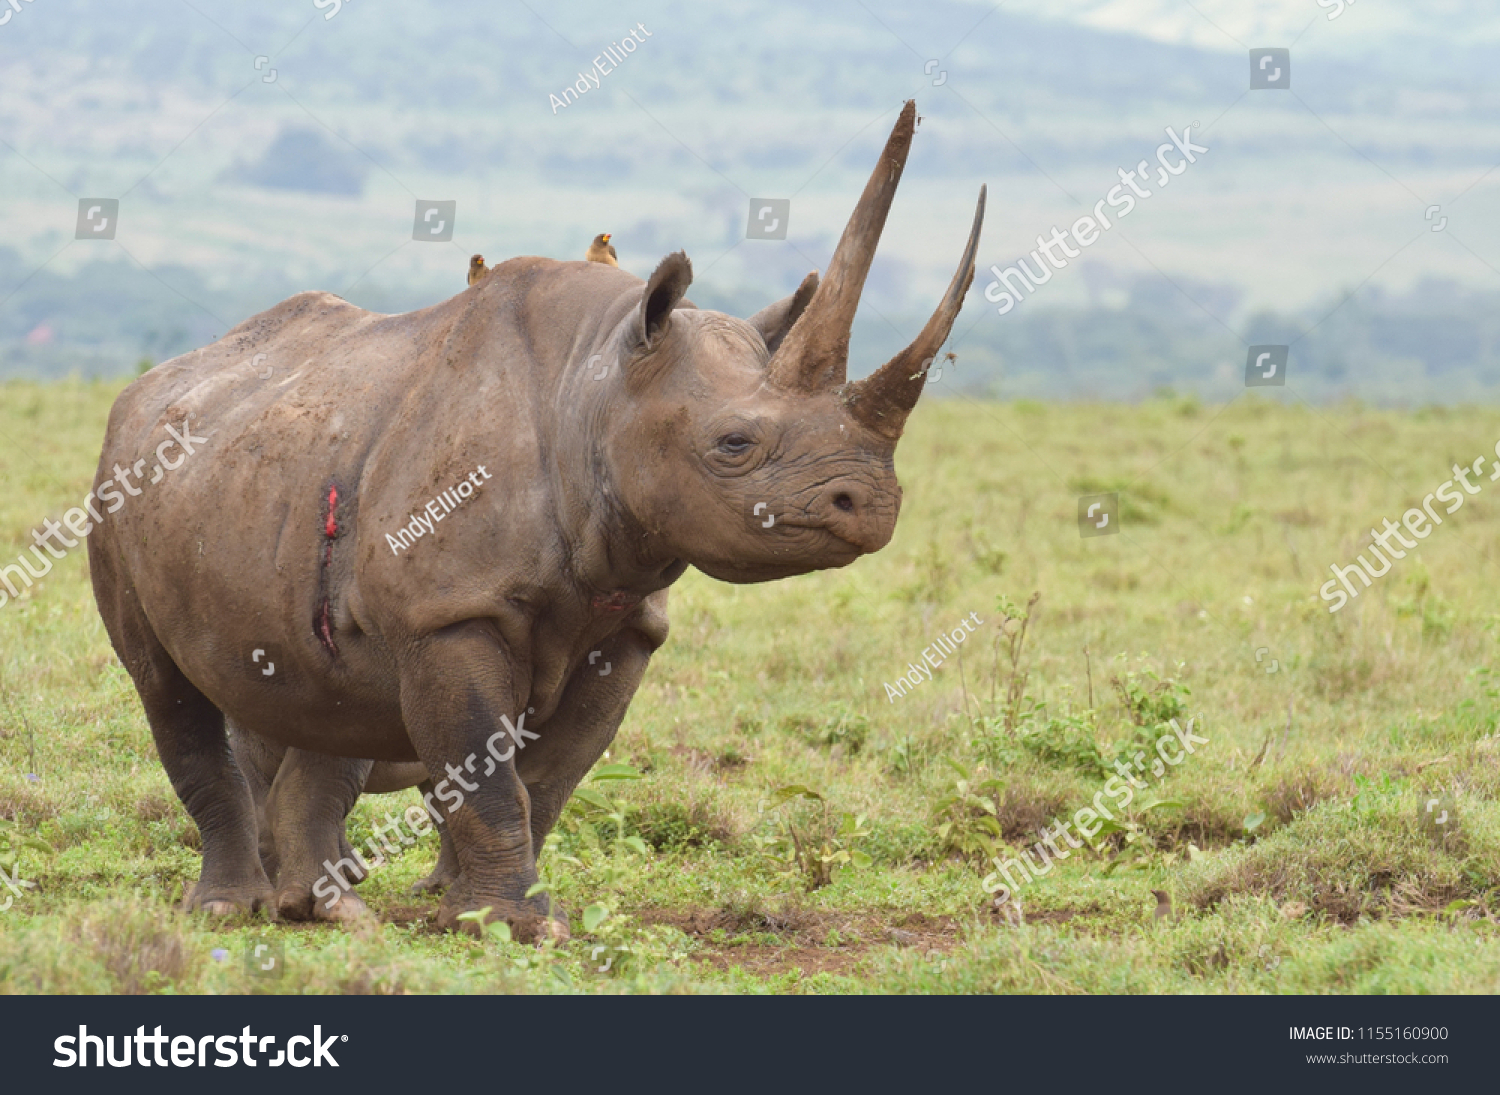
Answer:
xmin=664 ymin=745 xmax=751 ymax=777
xmin=636 ymin=906 xmax=961 ymax=978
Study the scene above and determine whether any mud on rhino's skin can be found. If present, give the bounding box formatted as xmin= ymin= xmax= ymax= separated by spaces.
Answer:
xmin=87 ymin=100 xmax=986 ymax=939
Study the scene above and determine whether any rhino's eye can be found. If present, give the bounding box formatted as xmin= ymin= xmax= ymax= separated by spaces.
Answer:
xmin=717 ymin=433 xmax=753 ymax=455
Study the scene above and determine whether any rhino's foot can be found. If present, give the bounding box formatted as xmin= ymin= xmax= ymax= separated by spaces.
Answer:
xmin=184 ymin=879 xmax=274 ymax=917
xmin=437 ymin=897 xmax=569 ymax=944
xmin=274 ymin=883 xmax=372 ymax=923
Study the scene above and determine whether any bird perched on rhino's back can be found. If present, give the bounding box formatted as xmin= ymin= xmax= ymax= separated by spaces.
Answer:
xmin=586 ymin=233 xmax=618 ymax=266
xmin=467 ymin=255 xmax=489 ymax=285
xmin=87 ymin=100 xmax=985 ymax=940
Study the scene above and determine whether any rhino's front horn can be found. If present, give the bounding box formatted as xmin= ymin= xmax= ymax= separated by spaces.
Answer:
xmin=766 ymin=100 xmax=918 ymax=392
xmin=842 ymin=184 xmax=986 ymax=441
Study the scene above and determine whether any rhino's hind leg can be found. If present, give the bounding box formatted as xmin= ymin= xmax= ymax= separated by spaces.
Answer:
xmin=91 ymin=527 xmax=271 ymax=914
xmin=140 ymin=662 xmax=271 ymax=914
xmin=227 ymin=720 xmax=286 ymax=883
xmin=232 ymin=722 xmax=374 ymax=893
xmin=264 ymin=748 xmax=375 ymax=922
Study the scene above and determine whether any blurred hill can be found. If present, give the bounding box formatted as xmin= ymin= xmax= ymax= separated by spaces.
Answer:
xmin=1 ymin=0 xmax=1499 ymax=402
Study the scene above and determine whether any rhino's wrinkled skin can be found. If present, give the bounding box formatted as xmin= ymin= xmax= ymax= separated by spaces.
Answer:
xmin=88 ymin=101 xmax=984 ymax=939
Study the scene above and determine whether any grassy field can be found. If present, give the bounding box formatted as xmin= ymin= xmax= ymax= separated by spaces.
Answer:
xmin=0 ymin=378 xmax=1497 ymax=994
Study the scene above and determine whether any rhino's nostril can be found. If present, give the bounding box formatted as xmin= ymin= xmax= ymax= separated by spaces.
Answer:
xmin=833 ymin=493 xmax=855 ymax=513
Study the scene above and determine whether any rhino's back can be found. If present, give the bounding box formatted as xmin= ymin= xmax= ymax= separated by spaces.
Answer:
xmin=104 ymin=291 xmax=387 ymax=453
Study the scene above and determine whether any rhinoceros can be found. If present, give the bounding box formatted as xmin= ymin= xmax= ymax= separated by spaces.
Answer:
xmin=88 ymin=100 xmax=984 ymax=940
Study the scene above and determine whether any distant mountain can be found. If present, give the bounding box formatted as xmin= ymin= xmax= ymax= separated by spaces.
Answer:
xmin=223 ymin=126 xmax=369 ymax=195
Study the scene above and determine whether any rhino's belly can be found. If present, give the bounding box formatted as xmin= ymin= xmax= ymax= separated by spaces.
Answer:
xmin=214 ymin=682 xmax=417 ymax=762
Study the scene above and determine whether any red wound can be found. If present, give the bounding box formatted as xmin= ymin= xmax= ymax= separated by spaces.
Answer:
xmin=591 ymin=590 xmax=642 ymax=613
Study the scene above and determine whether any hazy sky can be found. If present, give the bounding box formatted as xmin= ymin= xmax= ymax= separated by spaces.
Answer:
xmin=2 ymin=0 xmax=1498 ymax=351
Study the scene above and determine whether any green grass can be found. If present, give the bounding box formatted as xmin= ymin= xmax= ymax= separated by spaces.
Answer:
xmin=1 ymin=379 xmax=1499 ymax=993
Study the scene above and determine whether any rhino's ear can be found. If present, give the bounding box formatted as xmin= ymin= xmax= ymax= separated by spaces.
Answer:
xmin=747 ymin=270 xmax=819 ymax=355
xmin=638 ymin=252 xmax=694 ymax=346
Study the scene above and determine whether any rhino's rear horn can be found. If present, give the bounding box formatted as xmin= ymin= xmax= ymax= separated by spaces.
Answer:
xmin=766 ymin=100 xmax=918 ymax=391
xmin=843 ymin=185 xmax=986 ymax=441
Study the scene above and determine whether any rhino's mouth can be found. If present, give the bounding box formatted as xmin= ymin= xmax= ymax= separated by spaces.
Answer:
xmin=775 ymin=518 xmax=864 ymax=552
xmin=697 ymin=554 xmax=857 ymax=584
xmin=771 ymin=511 xmax=882 ymax=558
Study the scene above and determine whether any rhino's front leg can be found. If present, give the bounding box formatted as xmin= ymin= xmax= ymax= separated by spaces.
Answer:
xmin=517 ymin=624 xmax=660 ymax=854
xmin=400 ymin=622 xmax=559 ymax=941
